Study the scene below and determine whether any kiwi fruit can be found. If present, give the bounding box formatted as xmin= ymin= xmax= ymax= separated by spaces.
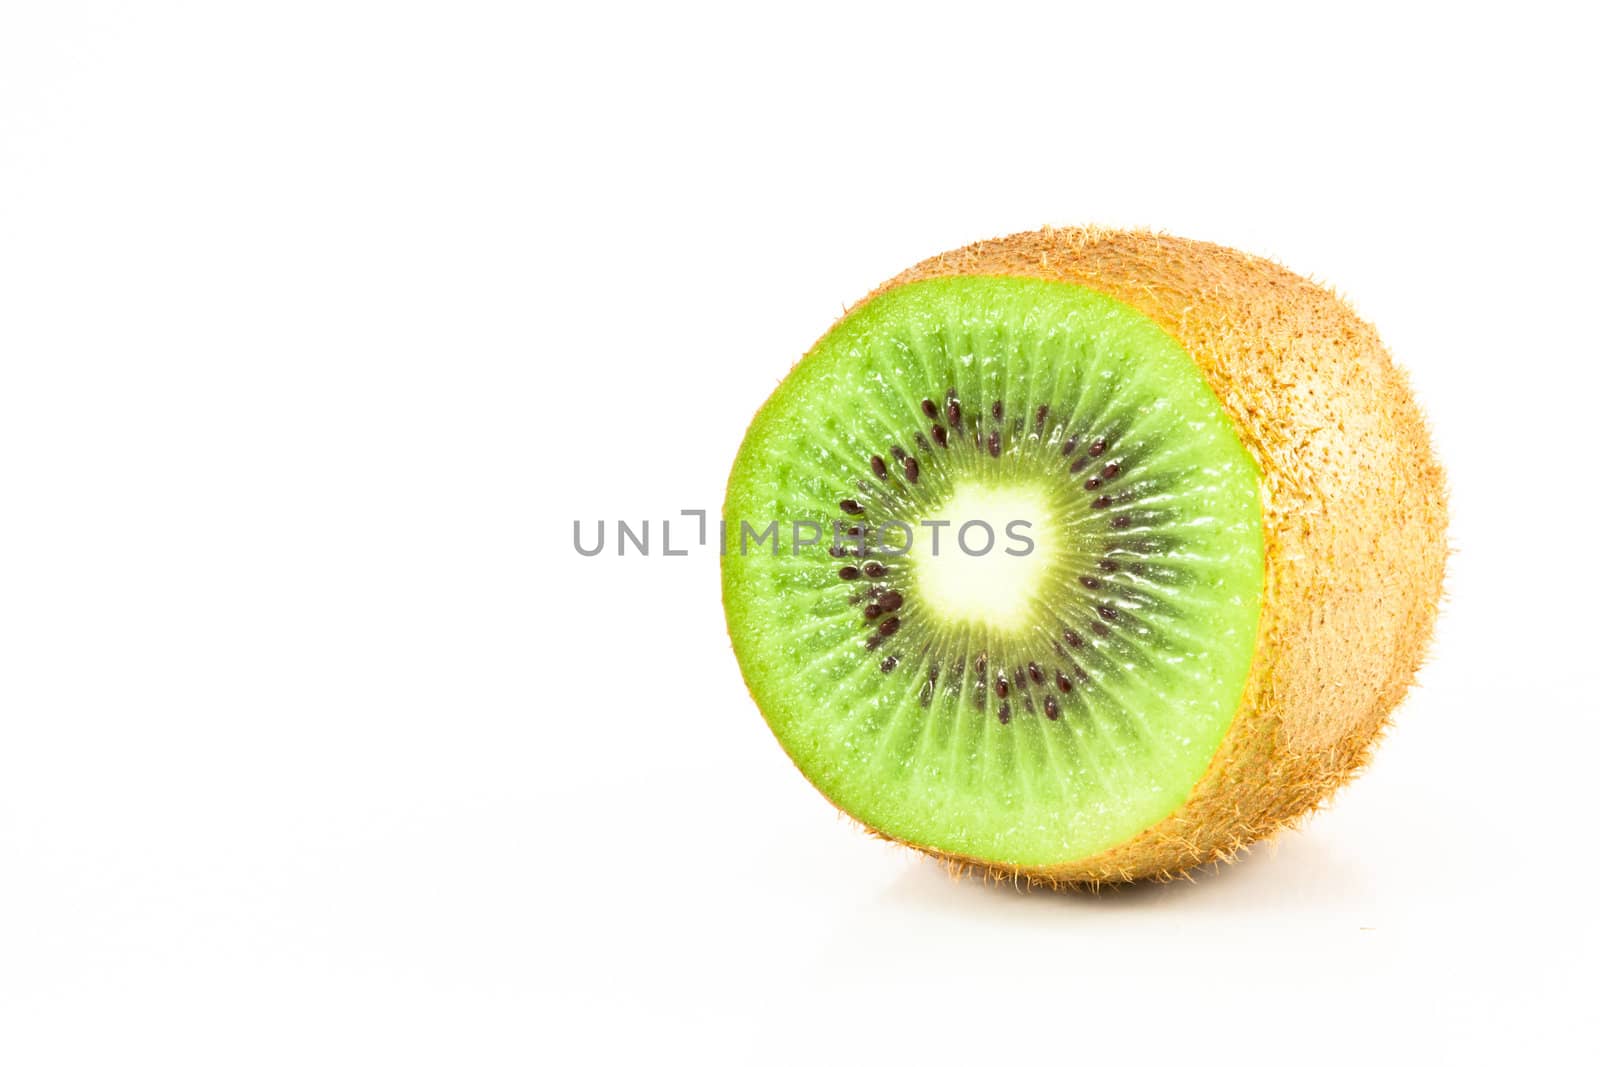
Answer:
xmin=722 ymin=227 xmax=1446 ymax=886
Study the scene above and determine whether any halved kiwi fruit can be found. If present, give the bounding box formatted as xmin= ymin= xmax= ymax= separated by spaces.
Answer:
xmin=722 ymin=228 xmax=1446 ymax=885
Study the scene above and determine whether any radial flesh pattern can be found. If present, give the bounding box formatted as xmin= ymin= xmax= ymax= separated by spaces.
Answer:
xmin=723 ymin=276 xmax=1264 ymax=867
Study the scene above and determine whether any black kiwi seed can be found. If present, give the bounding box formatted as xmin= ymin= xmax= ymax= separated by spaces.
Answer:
xmin=1028 ymin=662 xmax=1045 ymax=684
xmin=1089 ymin=438 xmax=1108 ymax=457
xmin=904 ymin=457 xmax=919 ymax=483
xmin=877 ymin=591 xmax=904 ymax=612
xmin=891 ymin=445 xmax=908 ymax=462
xmin=1080 ymin=576 xmax=1102 ymax=589
xmin=838 ymin=566 xmax=860 ymax=580
xmin=1092 ymin=495 xmax=1112 ymax=509
xmin=995 ymin=673 xmax=1009 ymax=698
xmin=1085 ymin=477 xmax=1103 ymax=490
xmin=922 ymin=398 xmax=940 ymax=420
xmin=1055 ymin=670 xmax=1072 ymax=693
xmin=1102 ymin=462 xmax=1121 ymax=479
xmin=864 ymin=603 xmax=883 ymax=620
xmin=870 ymin=455 xmax=887 ymax=479
xmin=1035 ymin=405 xmax=1048 ymax=429
xmin=1098 ymin=604 xmax=1118 ymax=621
xmin=840 ymin=499 xmax=863 ymax=515
xmin=878 ymin=617 xmax=900 ymax=637
xmin=1044 ymin=695 xmax=1060 ymax=720
xmin=1111 ymin=515 xmax=1132 ymax=528
xmin=991 ymin=400 xmax=1003 ymax=421
xmin=987 ymin=431 xmax=1001 ymax=457
xmin=880 ymin=656 xmax=898 ymax=673
xmin=914 ymin=432 xmax=932 ymax=452
xmin=998 ymin=702 xmax=1012 ymax=725
xmin=1063 ymin=629 xmax=1084 ymax=648
xmin=931 ymin=424 xmax=948 ymax=447
xmin=1062 ymin=435 xmax=1078 ymax=455
xmin=946 ymin=392 xmax=962 ymax=429
xmin=863 ymin=562 xmax=886 ymax=578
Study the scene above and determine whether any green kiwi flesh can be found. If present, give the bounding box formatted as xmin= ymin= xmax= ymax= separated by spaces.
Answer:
xmin=723 ymin=276 xmax=1264 ymax=867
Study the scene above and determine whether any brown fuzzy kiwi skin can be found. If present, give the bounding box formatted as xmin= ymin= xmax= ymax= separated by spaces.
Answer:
xmin=836 ymin=227 xmax=1449 ymax=888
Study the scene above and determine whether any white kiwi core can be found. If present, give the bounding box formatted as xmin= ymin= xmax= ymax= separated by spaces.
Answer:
xmin=912 ymin=480 xmax=1058 ymax=633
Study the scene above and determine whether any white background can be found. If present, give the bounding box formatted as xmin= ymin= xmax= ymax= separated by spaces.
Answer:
xmin=3 ymin=2 xmax=1597 ymax=1063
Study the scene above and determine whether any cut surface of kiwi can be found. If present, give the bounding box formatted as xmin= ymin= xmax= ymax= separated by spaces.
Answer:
xmin=723 ymin=228 xmax=1447 ymax=885
xmin=724 ymin=277 xmax=1264 ymax=867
